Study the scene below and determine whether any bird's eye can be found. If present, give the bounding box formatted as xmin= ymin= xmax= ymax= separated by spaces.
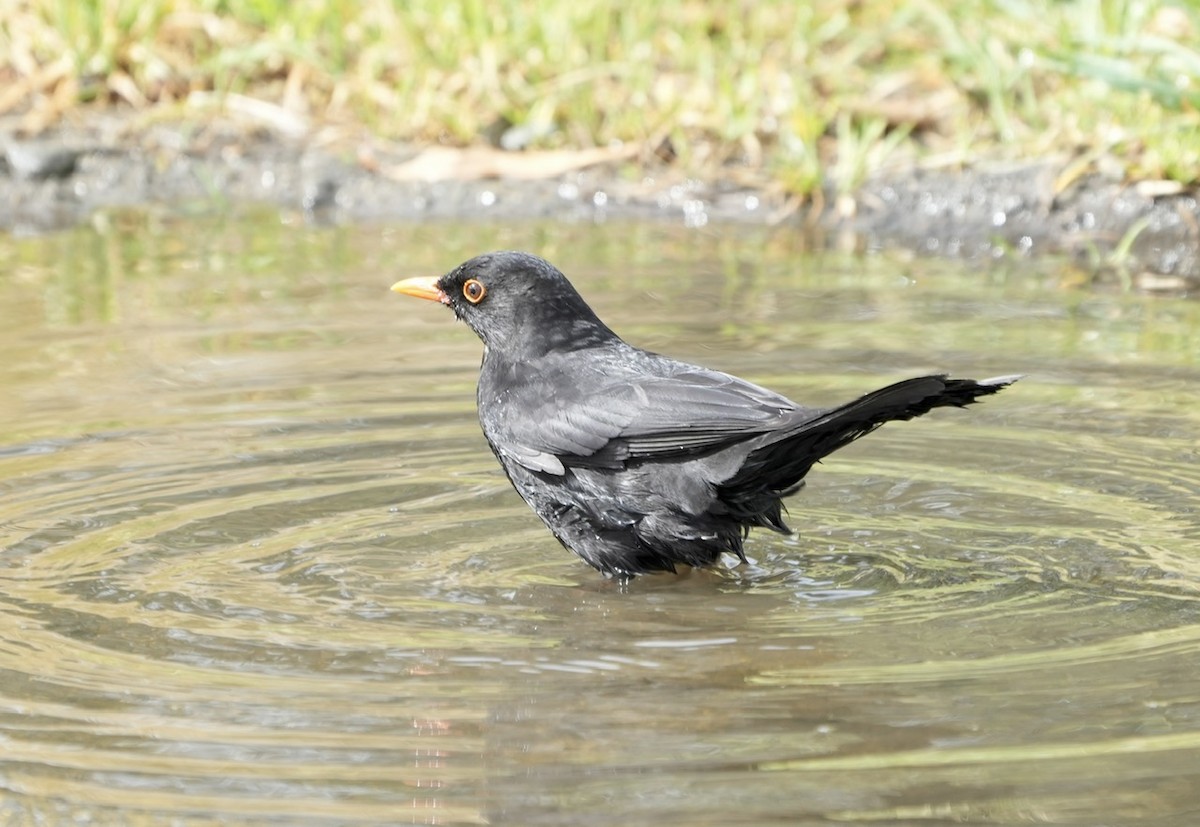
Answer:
xmin=462 ymin=279 xmax=487 ymax=304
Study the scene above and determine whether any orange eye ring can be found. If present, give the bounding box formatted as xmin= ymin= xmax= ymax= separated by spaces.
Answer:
xmin=462 ymin=279 xmax=486 ymax=304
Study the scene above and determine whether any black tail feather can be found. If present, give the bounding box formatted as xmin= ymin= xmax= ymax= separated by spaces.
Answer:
xmin=719 ymin=374 xmax=1021 ymax=508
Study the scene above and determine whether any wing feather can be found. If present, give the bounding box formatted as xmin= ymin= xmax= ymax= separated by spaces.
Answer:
xmin=484 ymin=359 xmax=801 ymax=473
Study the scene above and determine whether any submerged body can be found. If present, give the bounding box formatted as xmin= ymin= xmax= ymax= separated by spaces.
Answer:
xmin=394 ymin=252 xmax=1018 ymax=577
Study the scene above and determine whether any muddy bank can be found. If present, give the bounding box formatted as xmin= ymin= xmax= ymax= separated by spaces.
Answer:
xmin=2 ymin=118 xmax=1196 ymax=293
xmin=849 ymin=163 xmax=1199 ymax=293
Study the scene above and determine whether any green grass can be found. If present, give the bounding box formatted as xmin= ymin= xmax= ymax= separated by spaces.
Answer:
xmin=3 ymin=0 xmax=1198 ymax=196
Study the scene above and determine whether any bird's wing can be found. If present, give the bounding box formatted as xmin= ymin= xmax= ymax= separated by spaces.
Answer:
xmin=488 ymin=364 xmax=799 ymax=474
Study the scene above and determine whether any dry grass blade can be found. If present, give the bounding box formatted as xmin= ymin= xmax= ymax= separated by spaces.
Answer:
xmin=385 ymin=144 xmax=641 ymax=182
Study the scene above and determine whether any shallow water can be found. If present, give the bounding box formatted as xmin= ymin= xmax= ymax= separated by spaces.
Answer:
xmin=1 ymin=212 xmax=1198 ymax=825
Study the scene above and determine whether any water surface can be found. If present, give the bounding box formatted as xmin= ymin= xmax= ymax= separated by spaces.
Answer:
xmin=1 ymin=213 xmax=1198 ymax=825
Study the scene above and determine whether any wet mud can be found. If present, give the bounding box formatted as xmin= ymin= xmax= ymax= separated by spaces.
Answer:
xmin=2 ymin=117 xmax=1196 ymax=293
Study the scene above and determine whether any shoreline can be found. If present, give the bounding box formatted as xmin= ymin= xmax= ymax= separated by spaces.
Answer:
xmin=2 ymin=117 xmax=1196 ymax=294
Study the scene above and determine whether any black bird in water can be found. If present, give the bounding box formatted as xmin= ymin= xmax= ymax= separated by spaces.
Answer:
xmin=393 ymin=252 xmax=1018 ymax=578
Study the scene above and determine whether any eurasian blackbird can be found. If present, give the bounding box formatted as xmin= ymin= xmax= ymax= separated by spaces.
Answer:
xmin=393 ymin=251 xmax=1018 ymax=577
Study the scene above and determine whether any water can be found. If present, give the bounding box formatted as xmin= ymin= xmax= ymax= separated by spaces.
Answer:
xmin=1 ymin=211 xmax=1198 ymax=825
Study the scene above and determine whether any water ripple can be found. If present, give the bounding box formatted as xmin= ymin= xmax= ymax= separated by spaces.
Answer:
xmin=2 ymin=218 xmax=1198 ymax=824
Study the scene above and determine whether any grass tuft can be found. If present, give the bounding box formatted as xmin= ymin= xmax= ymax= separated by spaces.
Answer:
xmin=1 ymin=0 xmax=1197 ymax=196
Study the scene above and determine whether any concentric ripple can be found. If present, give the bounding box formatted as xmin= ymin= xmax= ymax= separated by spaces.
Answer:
xmin=1 ymin=217 xmax=1198 ymax=825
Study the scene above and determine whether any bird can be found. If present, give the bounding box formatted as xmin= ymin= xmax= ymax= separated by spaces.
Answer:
xmin=392 ymin=251 xmax=1019 ymax=578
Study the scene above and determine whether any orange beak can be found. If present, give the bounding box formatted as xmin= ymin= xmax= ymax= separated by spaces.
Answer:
xmin=391 ymin=276 xmax=450 ymax=305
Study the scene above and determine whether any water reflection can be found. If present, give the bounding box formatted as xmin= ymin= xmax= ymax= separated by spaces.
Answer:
xmin=0 ymin=213 xmax=1198 ymax=824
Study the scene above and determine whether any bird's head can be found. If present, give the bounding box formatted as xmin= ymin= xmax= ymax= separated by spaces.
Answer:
xmin=392 ymin=251 xmax=616 ymax=357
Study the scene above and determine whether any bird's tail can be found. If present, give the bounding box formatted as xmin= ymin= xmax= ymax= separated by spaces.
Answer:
xmin=718 ymin=374 xmax=1021 ymax=529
